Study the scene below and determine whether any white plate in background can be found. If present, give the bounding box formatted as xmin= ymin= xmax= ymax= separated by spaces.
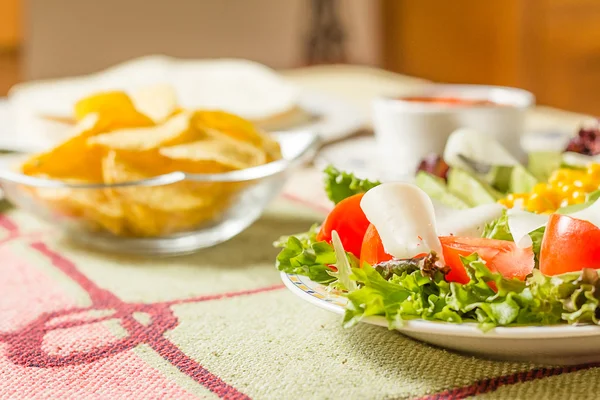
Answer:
xmin=315 ymin=130 xmax=577 ymax=184
xmin=294 ymin=90 xmax=365 ymax=143
xmin=315 ymin=136 xmax=413 ymax=182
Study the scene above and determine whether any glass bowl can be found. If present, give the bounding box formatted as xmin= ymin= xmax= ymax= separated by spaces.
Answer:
xmin=0 ymin=130 xmax=319 ymax=255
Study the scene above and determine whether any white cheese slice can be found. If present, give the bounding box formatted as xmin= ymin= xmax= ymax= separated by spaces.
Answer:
xmin=562 ymin=152 xmax=600 ymax=168
xmin=443 ymin=127 xmax=519 ymax=170
xmin=360 ymin=183 xmax=443 ymax=260
xmin=570 ymin=197 xmax=600 ymax=228
xmin=437 ymin=203 xmax=505 ymax=237
xmin=506 ymin=208 xmax=549 ymax=248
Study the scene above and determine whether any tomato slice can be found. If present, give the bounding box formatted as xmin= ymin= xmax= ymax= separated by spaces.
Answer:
xmin=439 ymin=236 xmax=535 ymax=284
xmin=316 ymin=193 xmax=371 ymax=258
xmin=359 ymin=224 xmax=393 ymax=267
xmin=540 ymin=214 xmax=600 ymax=276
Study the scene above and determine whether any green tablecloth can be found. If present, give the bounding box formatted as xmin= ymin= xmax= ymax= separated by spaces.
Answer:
xmin=1 ymin=193 xmax=599 ymax=400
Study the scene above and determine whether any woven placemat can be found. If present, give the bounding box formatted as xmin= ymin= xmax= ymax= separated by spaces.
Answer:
xmin=1 ymin=191 xmax=599 ymax=400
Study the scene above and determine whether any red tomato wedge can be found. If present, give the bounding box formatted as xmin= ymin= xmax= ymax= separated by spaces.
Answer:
xmin=439 ymin=236 xmax=535 ymax=284
xmin=360 ymin=224 xmax=393 ymax=267
xmin=540 ymin=214 xmax=600 ymax=276
xmin=316 ymin=193 xmax=370 ymax=258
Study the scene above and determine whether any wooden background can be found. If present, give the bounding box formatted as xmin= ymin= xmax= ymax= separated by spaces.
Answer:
xmin=381 ymin=0 xmax=600 ymax=115
xmin=0 ymin=0 xmax=20 ymax=95
xmin=0 ymin=0 xmax=20 ymax=49
xmin=2 ymin=0 xmax=600 ymax=116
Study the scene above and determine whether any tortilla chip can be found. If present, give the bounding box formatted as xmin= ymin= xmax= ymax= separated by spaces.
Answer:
xmin=158 ymin=132 xmax=267 ymax=170
xmin=102 ymin=151 xmax=219 ymax=210
xmin=31 ymin=186 xmax=125 ymax=235
xmin=120 ymin=203 xmax=223 ymax=237
xmin=74 ymin=91 xmax=154 ymax=127
xmin=100 ymin=151 xmax=240 ymax=236
xmin=69 ymin=190 xmax=125 ymax=235
xmin=20 ymin=85 xmax=283 ymax=238
xmin=191 ymin=110 xmax=282 ymax=161
xmin=88 ymin=112 xmax=196 ymax=151
xmin=21 ymin=103 xmax=165 ymax=182
xmin=130 ymin=84 xmax=179 ymax=123
xmin=21 ymin=114 xmax=106 ymax=182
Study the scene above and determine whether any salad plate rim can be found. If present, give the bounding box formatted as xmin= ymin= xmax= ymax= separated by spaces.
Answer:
xmin=281 ymin=271 xmax=600 ymax=339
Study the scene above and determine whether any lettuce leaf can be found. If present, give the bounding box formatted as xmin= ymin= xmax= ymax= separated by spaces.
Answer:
xmin=344 ymin=254 xmax=520 ymax=330
xmin=343 ymin=253 xmax=600 ymax=330
xmin=482 ymin=210 xmax=545 ymax=262
xmin=528 ymin=268 xmax=600 ymax=325
xmin=323 ymin=165 xmax=380 ymax=204
xmin=274 ymin=224 xmax=337 ymax=284
xmin=482 ymin=211 xmax=514 ymax=241
xmin=328 ymin=231 xmax=359 ymax=292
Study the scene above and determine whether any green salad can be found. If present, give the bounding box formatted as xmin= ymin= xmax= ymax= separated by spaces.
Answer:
xmin=275 ymin=166 xmax=600 ymax=331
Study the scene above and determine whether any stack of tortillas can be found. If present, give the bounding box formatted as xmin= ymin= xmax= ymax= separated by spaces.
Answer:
xmin=8 ymin=56 xmax=312 ymax=150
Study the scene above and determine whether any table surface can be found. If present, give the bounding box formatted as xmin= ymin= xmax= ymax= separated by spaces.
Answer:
xmin=282 ymin=64 xmax=590 ymax=132
xmin=2 ymin=65 xmax=599 ymax=400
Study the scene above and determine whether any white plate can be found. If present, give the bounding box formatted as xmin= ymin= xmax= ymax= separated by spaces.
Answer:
xmin=0 ymin=97 xmax=58 ymax=153
xmin=0 ymin=91 xmax=364 ymax=153
xmin=316 ymin=132 xmax=575 ymax=183
xmin=281 ymin=271 xmax=600 ymax=365
xmin=294 ymin=91 xmax=365 ymax=144
xmin=315 ymin=136 xmax=403 ymax=182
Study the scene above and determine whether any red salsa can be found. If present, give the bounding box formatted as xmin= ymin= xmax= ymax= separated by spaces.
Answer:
xmin=399 ymin=96 xmax=497 ymax=106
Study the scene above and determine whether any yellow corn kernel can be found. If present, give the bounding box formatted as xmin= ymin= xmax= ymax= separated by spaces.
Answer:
xmin=526 ymin=193 xmax=553 ymax=213
xmin=555 ymin=186 xmax=576 ymax=208
xmin=499 ymin=192 xmax=530 ymax=209
xmin=500 ymin=164 xmax=600 ymax=214
xmin=548 ymin=193 xmax=564 ymax=209
xmin=537 ymin=184 xmax=562 ymax=204
xmin=587 ymin=163 xmax=600 ymax=176
xmin=532 ymin=183 xmax=556 ymax=195
xmin=585 ymin=165 xmax=600 ymax=182
xmin=570 ymin=190 xmax=586 ymax=204
xmin=580 ymin=176 xmax=599 ymax=193
xmin=560 ymin=184 xmax=575 ymax=198
xmin=532 ymin=183 xmax=545 ymax=194
xmin=498 ymin=198 xmax=513 ymax=208
xmin=573 ymin=180 xmax=585 ymax=189
xmin=558 ymin=169 xmax=586 ymax=185
xmin=549 ymin=169 xmax=570 ymax=183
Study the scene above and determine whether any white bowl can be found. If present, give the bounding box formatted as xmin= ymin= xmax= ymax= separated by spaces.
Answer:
xmin=372 ymin=84 xmax=535 ymax=178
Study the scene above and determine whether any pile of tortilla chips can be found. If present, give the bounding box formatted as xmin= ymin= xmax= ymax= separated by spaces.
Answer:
xmin=20 ymin=85 xmax=282 ymax=237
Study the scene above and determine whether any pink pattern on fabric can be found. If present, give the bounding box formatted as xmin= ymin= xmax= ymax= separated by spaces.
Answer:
xmin=46 ymin=309 xmax=117 ymax=327
xmin=0 ymin=246 xmax=80 ymax=333
xmin=0 ymin=343 xmax=199 ymax=400
xmin=0 ymin=214 xmax=285 ymax=399
xmin=42 ymin=320 xmax=124 ymax=357
xmin=0 ymin=243 xmax=199 ymax=399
